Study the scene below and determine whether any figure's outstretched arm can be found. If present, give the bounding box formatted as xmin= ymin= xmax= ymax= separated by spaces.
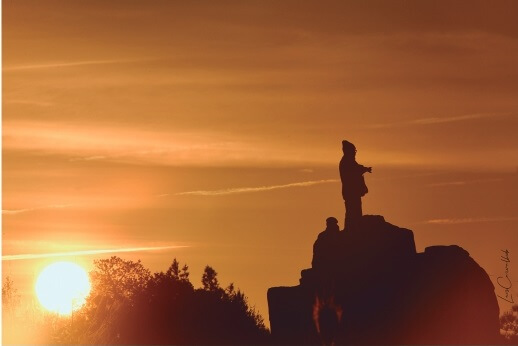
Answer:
xmin=359 ymin=165 xmax=372 ymax=174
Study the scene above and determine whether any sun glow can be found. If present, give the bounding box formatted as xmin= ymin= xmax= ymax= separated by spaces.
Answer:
xmin=35 ymin=261 xmax=91 ymax=315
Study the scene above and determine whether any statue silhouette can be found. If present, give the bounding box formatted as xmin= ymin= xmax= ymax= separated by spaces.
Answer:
xmin=339 ymin=141 xmax=372 ymax=230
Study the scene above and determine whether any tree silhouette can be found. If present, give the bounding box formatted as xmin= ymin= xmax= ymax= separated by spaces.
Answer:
xmin=202 ymin=265 xmax=220 ymax=292
xmin=2 ymin=276 xmax=21 ymax=344
xmin=180 ymin=264 xmax=190 ymax=282
xmin=2 ymin=276 xmax=19 ymax=315
xmin=91 ymin=256 xmax=151 ymax=300
xmin=501 ymin=304 xmax=518 ymax=343
xmin=166 ymin=258 xmax=180 ymax=279
xmin=41 ymin=256 xmax=269 ymax=344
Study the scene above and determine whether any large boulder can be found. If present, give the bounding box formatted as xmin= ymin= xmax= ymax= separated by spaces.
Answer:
xmin=268 ymin=215 xmax=500 ymax=344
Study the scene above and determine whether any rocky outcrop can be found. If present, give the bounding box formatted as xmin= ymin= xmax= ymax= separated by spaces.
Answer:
xmin=267 ymin=215 xmax=500 ymax=344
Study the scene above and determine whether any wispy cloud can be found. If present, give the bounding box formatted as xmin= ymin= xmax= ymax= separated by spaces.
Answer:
xmin=370 ymin=112 xmax=513 ymax=129
xmin=2 ymin=120 xmax=294 ymax=167
xmin=2 ymin=245 xmax=187 ymax=261
xmin=408 ymin=113 xmax=503 ymax=125
xmin=69 ymin=155 xmax=107 ymax=162
xmin=174 ymin=179 xmax=339 ymax=196
xmin=428 ymin=178 xmax=503 ymax=187
xmin=2 ymin=59 xmax=145 ymax=72
xmin=4 ymin=100 xmax=53 ymax=107
xmin=423 ymin=217 xmax=518 ymax=225
xmin=2 ymin=204 xmax=72 ymax=215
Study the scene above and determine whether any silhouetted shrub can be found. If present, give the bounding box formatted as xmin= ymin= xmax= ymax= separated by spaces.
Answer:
xmin=51 ymin=256 xmax=268 ymax=344
xmin=500 ymin=304 xmax=518 ymax=344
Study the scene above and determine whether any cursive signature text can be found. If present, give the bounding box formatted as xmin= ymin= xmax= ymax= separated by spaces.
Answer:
xmin=497 ymin=249 xmax=514 ymax=303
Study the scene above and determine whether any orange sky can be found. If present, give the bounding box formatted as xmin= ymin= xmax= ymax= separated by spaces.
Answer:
xmin=3 ymin=0 xmax=518 ymax=324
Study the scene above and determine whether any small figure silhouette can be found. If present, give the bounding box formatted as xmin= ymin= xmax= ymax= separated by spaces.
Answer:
xmin=312 ymin=217 xmax=342 ymax=272
xmin=339 ymin=140 xmax=372 ymax=231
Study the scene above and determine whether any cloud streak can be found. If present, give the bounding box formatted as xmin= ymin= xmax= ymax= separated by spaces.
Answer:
xmin=408 ymin=113 xmax=504 ymax=125
xmin=4 ymin=100 xmax=54 ymax=107
xmin=428 ymin=178 xmax=503 ymax=187
xmin=3 ymin=120 xmax=299 ymax=167
xmin=2 ymin=245 xmax=187 ymax=261
xmin=370 ymin=112 xmax=513 ymax=129
xmin=2 ymin=204 xmax=72 ymax=215
xmin=2 ymin=58 xmax=147 ymax=72
xmin=423 ymin=217 xmax=518 ymax=225
xmin=69 ymin=155 xmax=108 ymax=162
xmin=174 ymin=179 xmax=339 ymax=196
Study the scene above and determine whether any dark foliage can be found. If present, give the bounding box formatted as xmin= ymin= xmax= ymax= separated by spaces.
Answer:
xmin=2 ymin=276 xmax=19 ymax=315
xmin=500 ymin=304 xmax=518 ymax=344
xmin=59 ymin=256 xmax=268 ymax=344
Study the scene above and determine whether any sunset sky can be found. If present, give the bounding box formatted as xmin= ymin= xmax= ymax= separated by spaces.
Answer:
xmin=3 ymin=0 xmax=518 ymax=323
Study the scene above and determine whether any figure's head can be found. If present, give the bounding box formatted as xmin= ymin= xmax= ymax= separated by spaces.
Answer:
xmin=342 ymin=140 xmax=357 ymax=157
xmin=325 ymin=217 xmax=339 ymax=231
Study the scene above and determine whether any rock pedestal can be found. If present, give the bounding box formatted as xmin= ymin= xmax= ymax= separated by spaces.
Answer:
xmin=267 ymin=215 xmax=500 ymax=344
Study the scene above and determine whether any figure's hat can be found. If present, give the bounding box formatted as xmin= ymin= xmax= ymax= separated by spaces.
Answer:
xmin=342 ymin=140 xmax=356 ymax=150
xmin=326 ymin=217 xmax=338 ymax=225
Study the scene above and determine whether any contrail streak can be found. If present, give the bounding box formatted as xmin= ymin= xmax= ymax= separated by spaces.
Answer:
xmin=174 ymin=179 xmax=339 ymax=196
xmin=3 ymin=58 xmax=150 ymax=71
xmin=2 ymin=245 xmax=187 ymax=261
xmin=369 ymin=112 xmax=513 ymax=129
xmin=423 ymin=217 xmax=518 ymax=225
xmin=2 ymin=204 xmax=72 ymax=215
xmin=428 ymin=178 xmax=503 ymax=187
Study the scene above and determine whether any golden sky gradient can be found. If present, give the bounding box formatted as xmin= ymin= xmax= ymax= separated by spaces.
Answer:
xmin=3 ymin=0 xmax=518 ymax=323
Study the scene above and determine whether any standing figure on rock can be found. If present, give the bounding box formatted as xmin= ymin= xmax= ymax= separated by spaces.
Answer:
xmin=339 ymin=140 xmax=372 ymax=231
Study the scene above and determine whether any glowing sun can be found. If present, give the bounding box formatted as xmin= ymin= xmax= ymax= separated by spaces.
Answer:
xmin=35 ymin=261 xmax=91 ymax=315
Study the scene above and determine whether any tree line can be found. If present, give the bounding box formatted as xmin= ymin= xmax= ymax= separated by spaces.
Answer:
xmin=3 ymin=258 xmax=518 ymax=344
xmin=3 ymin=256 xmax=269 ymax=344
